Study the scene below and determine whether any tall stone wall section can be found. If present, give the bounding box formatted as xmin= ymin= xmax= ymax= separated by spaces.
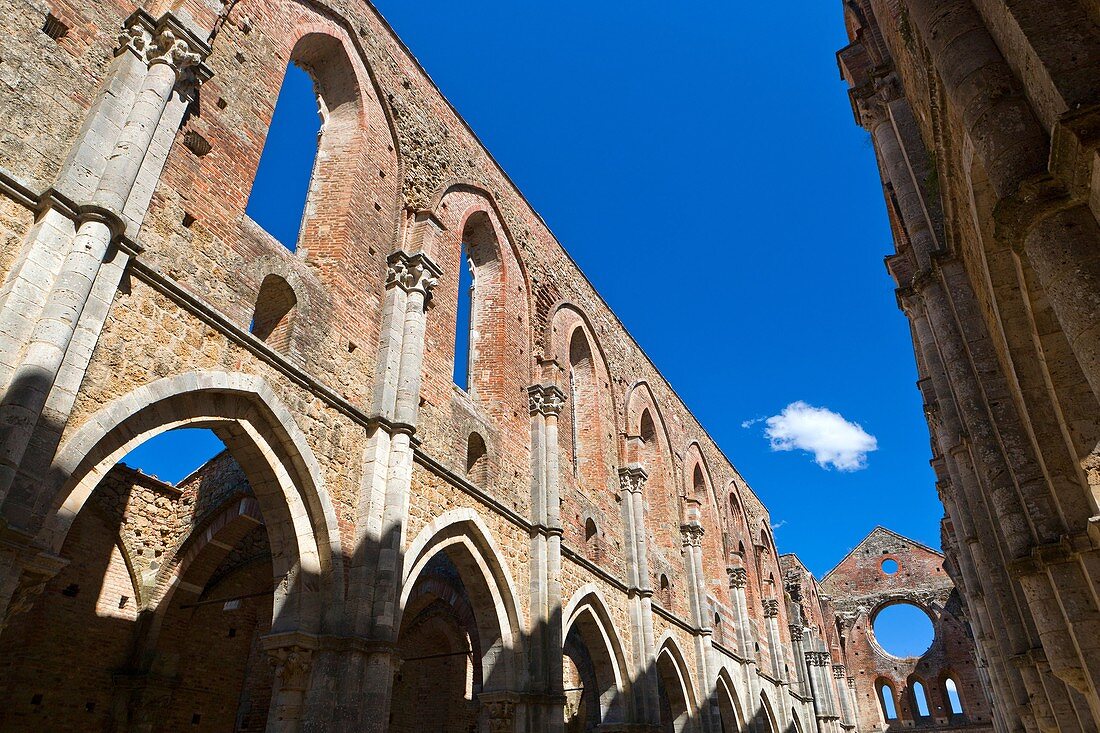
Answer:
xmin=837 ymin=1 xmax=1100 ymax=732
xmin=0 ymin=0 xmax=988 ymax=731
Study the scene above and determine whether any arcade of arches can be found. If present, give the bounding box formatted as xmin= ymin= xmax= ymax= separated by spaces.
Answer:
xmin=0 ymin=0 xmax=1083 ymax=732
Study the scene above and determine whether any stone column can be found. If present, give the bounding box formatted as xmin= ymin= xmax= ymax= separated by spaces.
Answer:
xmin=727 ymin=567 xmax=753 ymax=662
xmin=0 ymin=13 xmax=208 ymax=504
xmin=762 ymin=599 xmax=782 ymax=679
xmin=680 ymin=507 xmax=717 ymax=732
xmin=620 ymin=464 xmax=660 ymax=726
xmin=337 ymin=248 xmax=439 ymax=733
xmin=529 ymin=383 xmax=566 ymax=733
xmin=805 ymin=651 xmax=839 ymax=733
xmin=833 ymin=664 xmax=853 ymax=728
xmin=788 ymin=624 xmax=809 ymax=697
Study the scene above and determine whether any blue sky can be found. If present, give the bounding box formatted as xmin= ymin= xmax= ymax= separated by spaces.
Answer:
xmin=126 ymin=1 xmax=942 ymax=582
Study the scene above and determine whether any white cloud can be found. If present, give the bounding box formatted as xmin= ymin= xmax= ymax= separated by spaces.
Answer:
xmin=761 ymin=401 xmax=877 ymax=471
xmin=740 ymin=417 xmax=764 ymax=429
xmin=771 ymin=519 xmax=788 ymax=531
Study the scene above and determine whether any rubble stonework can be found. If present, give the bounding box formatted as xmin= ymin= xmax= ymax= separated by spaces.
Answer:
xmin=837 ymin=1 xmax=1100 ymax=732
xmin=0 ymin=1 xmax=995 ymax=731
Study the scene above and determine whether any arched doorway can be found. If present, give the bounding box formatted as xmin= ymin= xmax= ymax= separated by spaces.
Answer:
xmin=562 ymin=590 xmax=628 ymax=731
xmin=655 ymin=639 xmax=697 ymax=733
xmin=0 ymin=372 xmax=340 ymax=731
xmin=394 ymin=512 xmax=521 ymax=733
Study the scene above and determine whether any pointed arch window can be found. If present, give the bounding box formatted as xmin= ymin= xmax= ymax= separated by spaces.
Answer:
xmin=945 ymin=677 xmax=964 ymax=715
xmin=911 ymin=680 xmax=931 ymax=717
xmin=451 ymin=212 xmax=502 ymax=396
xmin=453 ymin=243 xmax=474 ymax=390
xmin=246 ymin=63 xmax=320 ymax=251
xmin=879 ymin=681 xmax=898 ymax=721
xmin=245 ymin=34 xmax=366 ymax=262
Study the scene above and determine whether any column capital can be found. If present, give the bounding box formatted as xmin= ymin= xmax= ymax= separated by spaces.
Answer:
xmin=618 ymin=463 xmax=648 ymax=493
xmin=789 ymin=624 xmax=804 ymax=641
xmin=118 ymin=10 xmax=211 ymax=76
xmin=267 ymin=644 xmax=314 ymax=690
xmin=680 ymin=522 xmax=704 ymax=548
xmin=833 ymin=664 xmax=847 ymax=679
xmin=527 ymin=383 xmax=566 ymax=416
xmin=386 ymin=249 xmax=442 ymax=300
xmin=762 ymin=598 xmax=780 ymax=618
xmin=805 ymin=650 xmax=831 ymax=667
xmin=727 ymin=566 xmax=748 ymax=588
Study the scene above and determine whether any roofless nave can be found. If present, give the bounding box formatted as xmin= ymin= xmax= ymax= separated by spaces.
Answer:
xmin=0 ymin=0 xmax=1093 ymax=732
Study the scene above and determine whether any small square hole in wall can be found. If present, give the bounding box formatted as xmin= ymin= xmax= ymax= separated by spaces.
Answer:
xmin=61 ymin=583 xmax=79 ymax=597
xmin=85 ymin=702 xmax=95 ymax=713
xmin=30 ymin=693 xmax=43 ymax=705
xmin=118 ymin=595 xmax=128 ymax=609
xmin=228 ymin=627 xmax=237 ymax=638
xmin=182 ymin=213 xmax=196 ymax=228
xmin=42 ymin=14 xmax=68 ymax=40
xmin=216 ymin=97 xmax=228 ymax=110
xmin=191 ymin=713 xmax=202 ymax=725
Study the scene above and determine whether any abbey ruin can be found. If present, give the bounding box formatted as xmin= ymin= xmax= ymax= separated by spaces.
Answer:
xmin=838 ymin=0 xmax=1100 ymax=732
xmin=0 ymin=0 xmax=1093 ymax=731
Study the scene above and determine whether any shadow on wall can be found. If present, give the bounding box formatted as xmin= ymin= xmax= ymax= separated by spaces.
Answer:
xmin=0 ymin=379 xmax=810 ymax=733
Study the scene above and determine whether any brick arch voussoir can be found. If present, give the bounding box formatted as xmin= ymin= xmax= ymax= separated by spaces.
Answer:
xmin=37 ymin=371 xmax=343 ymax=633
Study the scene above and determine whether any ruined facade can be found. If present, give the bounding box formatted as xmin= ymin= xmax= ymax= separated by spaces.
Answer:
xmin=837 ymin=1 xmax=1100 ymax=732
xmin=0 ymin=0 xmax=989 ymax=731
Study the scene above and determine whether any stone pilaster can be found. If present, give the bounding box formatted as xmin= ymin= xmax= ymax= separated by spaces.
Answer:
xmin=0 ymin=10 xmax=211 ymax=508
xmin=342 ymin=248 xmax=439 ymax=733
xmin=529 ymin=383 xmax=566 ymax=733
xmin=620 ymin=464 xmax=659 ymax=725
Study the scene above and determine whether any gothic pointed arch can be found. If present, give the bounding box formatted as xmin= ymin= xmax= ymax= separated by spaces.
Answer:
xmin=399 ymin=509 xmax=523 ymax=694
xmin=34 ymin=371 xmax=343 ymax=634
xmin=655 ymin=634 xmax=699 ymax=732
xmin=562 ymin=585 xmax=630 ymax=728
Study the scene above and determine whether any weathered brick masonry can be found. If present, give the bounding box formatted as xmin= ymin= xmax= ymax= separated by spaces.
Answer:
xmin=837 ymin=1 xmax=1100 ymax=732
xmin=0 ymin=0 xmax=988 ymax=731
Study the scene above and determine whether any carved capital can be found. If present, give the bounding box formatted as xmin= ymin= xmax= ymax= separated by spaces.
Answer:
xmin=789 ymin=624 xmax=804 ymax=641
xmin=619 ymin=464 xmax=648 ymax=494
xmin=118 ymin=11 xmax=210 ymax=78
xmin=805 ymin=650 xmax=831 ymax=667
xmin=479 ymin=692 xmax=518 ymax=732
xmin=386 ymin=250 xmax=442 ymax=301
xmin=762 ymin=598 xmax=780 ymax=618
xmin=267 ymin=645 xmax=313 ymax=691
xmin=848 ymin=676 xmax=856 ymax=689
xmin=680 ymin=523 xmax=704 ymax=548
xmin=833 ymin=664 xmax=847 ymax=680
xmin=527 ymin=384 xmax=566 ymax=417
xmin=727 ymin=566 xmax=748 ymax=589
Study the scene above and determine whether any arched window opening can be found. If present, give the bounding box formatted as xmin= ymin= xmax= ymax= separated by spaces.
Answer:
xmin=453 ymin=243 xmax=474 ymax=390
xmin=945 ymin=677 xmax=964 ymax=715
xmin=693 ymin=464 xmax=706 ymax=494
xmin=659 ymin=574 xmax=672 ymax=609
xmin=639 ymin=409 xmax=656 ymax=444
xmin=466 ymin=432 xmax=487 ymax=485
xmin=250 ymin=274 xmax=297 ymax=351
xmin=245 ymin=62 xmax=321 ymax=252
xmin=879 ymin=682 xmax=898 ymax=721
xmin=453 ymin=211 xmax=501 ymax=397
xmin=912 ymin=680 xmax=931 ymax=717
xmin=568 ymin=327 xmax=595 ymax=481
xmin=584 ymin=518 xmax=600 ymax=561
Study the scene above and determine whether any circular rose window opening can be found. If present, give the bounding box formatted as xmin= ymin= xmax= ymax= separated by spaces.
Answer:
xmin=872 ymin=602 xmax=935 ymax=658
xmin=881 ymin=558 xmax=899 ymax=574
